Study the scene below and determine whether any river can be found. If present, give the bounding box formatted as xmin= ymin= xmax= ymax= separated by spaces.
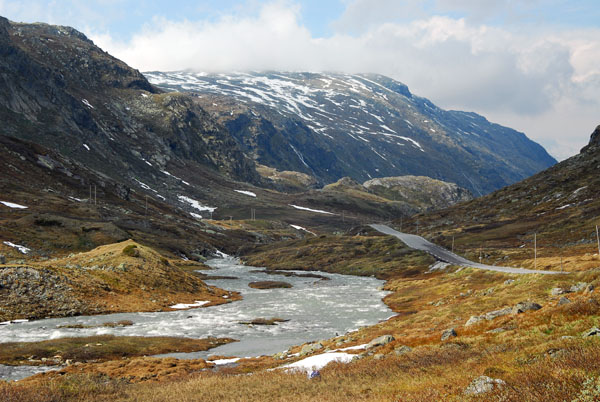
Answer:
xmin=0 ymin=257 xmax=393 ymax=381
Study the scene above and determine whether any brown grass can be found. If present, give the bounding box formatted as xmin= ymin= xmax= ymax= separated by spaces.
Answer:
xmin=0 ymin=335 xmax=234 ymax=366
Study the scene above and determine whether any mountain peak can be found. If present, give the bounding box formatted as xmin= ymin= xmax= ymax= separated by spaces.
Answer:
xmin=580 ymin=125 xmax=600 ymax=153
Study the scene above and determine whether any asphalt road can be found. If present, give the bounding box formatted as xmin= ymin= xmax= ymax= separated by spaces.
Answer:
xmin=370 ymin=224 xmax=566 ymax=275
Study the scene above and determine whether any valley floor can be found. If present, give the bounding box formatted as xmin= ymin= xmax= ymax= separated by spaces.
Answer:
xmin=3 ymin=227 xmax=600 ymax=401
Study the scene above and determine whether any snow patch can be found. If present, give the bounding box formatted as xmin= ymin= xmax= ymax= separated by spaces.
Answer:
xmin=0 ymin=201 xmax=27 ymax=209
xmin=290 ymin=224 xmax=316 ymax=236
xmin=234 ymin=190 xmax=257 ymax=198
xmin=289 ymin=205 xmax=335 ymax=215
xmin=177 ymin=195 xmax=216 ymax=212
xmin=335 ymin=343 xmax=369 ymax=352
xmin=282 ymin=352 xmax=354 ymax=373
xmin=211 ymin=358 xmax=241 ymax=365
xmin=3 ymin=241 xmax=30 ymax=254
xmin=170 ymin=301 xmax=209 ymax=310
xmin=83 ymin=144 xmax=90 ymax=151
xmin=81 ymin=99 xmax=94 ymax=109
xmin=190 ymin=212 xmax=203 ymax=219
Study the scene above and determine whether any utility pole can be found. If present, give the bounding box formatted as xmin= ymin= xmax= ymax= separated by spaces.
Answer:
xmin=342 ymin=211 xmax=345 ymax=223
xmin=145 ymin=195 xmax=148 ymax=217
xmin=94 ymin=185 xmax=97 ymax=205
xmin=89 ymin=185 xmax=91 ymax=204
xmin=596 ymin=225 xmax=600 ymax=256
xmin=416 ymin=220 xmax=419 ymax=236
xmin=399 ymin=216 xmax=402 ymax=232
xmin=452 ymin=236 xmax=455 ymax=254
xmin=560 ymin=256 xmax=563 ymax=272
xmin=534 ymin=232 xmax=537 ymax=270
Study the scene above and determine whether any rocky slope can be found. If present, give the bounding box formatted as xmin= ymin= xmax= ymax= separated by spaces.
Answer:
xmin=146 ymin=71 xmax=557 ymax=195
xmin=402 ymin=125 xmax=600 ymax=248
xmin=0 ymin=17 xmax=259 ymax=212
xmin=363 ymin=176 xmax=472 ymax=211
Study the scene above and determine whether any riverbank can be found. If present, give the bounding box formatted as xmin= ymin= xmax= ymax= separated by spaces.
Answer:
xmin=3 ymin=230 xmax=600 ymax=400
xmin=0 ymin=240 xmax=239 ymax=322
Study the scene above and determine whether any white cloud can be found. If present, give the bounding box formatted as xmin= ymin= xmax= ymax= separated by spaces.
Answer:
xmin=2 ymin=0 xmax=597 ymax=161
xmin=88 ymin=2 xmax=600 ymax=160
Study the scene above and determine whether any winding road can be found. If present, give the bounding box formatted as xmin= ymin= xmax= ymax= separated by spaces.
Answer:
xmin=370 ymin=224 xmax=566 ymax=275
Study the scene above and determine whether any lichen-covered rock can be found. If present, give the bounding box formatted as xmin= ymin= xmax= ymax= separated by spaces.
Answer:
xmin=464 ymin=376 xmax=505 ymax=395
xmin=394 ymin=345 xmax=412 ymax=355
xmin=584 ymin=327 xmax=600 ymax=337
xmin=570 ymin=282 xmax=589 ymax=293
xmin=558 ymin=297 xmax=571 ymax=306
xmin=551 ymin=287 xmax=570 ymax=296
xmin=441 ymin=328 xmax=457 ymax=341
xmin=367 ymin=335 xmax=395 ymax=348
xmin=300 ymin=342 xmax=323 ymax=356
xmin=512 ymin=301 xmax=542 ymax=314
xmin=465 ymin=315 xmax=485 ymax=327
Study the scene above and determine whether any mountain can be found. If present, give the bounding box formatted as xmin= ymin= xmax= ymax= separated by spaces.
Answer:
xmin=402 ymin=125 xmax=600 ymax=250
xmin=0 ymin=17 xmax=260 ymax=203
xmin=145 ymin=71 xmax=557 ymax=195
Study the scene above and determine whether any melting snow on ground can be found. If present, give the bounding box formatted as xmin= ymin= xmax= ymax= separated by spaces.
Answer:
xmin=289 ymin=205 xmax=335 ymax=215
xmin=211 ymin=358 xmax=241 ymax=365
xmin=290 ymin=225 xmax=316 ymax=236
xmin=0 ymin=201 xmax=27 ymax=209
xmin=190 ymin=212 xmax=203 ymax=220
xmin=178 ymin=195 xmax=216 ymax=212
xmin=282 ymin=352 xmax=355 ymax=373
xmin=170 ymin=301 xmax=209 ymax=310
xmin=83 ymin=144 xmax=90 ymax=151
xmin=81 ymin=99 xmax=94 ymax=109
xmin=234 ymin=190 xmax=257 ymax=197
xmin=3 ymin=241 xmax=30 ymax=254
xmin=0 ymin=319 xmax=29 ymax=326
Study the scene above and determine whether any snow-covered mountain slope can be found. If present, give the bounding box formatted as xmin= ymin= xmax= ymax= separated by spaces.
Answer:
xmin=145 ymin=71 xmax=556 ymax=195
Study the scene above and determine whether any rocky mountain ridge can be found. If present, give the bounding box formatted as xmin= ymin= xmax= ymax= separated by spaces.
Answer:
xmin=146 ymin=71 xmax=557 ymax=195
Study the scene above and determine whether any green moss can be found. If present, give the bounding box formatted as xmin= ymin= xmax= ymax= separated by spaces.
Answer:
xmin=122 ymin=244 xmax=139 ymax=257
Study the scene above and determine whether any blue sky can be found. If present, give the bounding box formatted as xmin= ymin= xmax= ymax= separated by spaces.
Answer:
xmin=0 ymin=0 xmax=599 ymax=160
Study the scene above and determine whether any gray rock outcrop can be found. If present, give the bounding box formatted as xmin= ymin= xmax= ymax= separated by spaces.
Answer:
xmin=464 ymin=376 xmax=505 ymax=395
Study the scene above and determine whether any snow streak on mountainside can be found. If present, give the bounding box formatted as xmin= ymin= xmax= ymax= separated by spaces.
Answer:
xmin=145 ymin=71 xmax=556 ymax=195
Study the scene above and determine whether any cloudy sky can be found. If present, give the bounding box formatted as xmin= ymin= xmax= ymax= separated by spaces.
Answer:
xmin=1 ymin=0 xmax=598 ymax=160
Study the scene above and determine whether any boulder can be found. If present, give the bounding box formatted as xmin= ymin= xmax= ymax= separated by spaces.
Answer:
xmin=367 ymin=334 xmax=395 ymax=348
xmin=394 ymin=345 xmax=412 ymax=356
xmin=504 ymin=279 xmax=515 ymax=285
xmin=512 ymin=301 xmax=542 ymax=314
xmin=551 ymin=288 xmax=570 ymax=296
xmin=484 ymin=307 xmax=512 ymax=320
xmin=300 ymin=342 xmax=323 ymax=356
xmin=465 ymin=315 xmax=484 ymax=326
xmin=441 ymin=328 xmax=457 ymax=341
xmin=557 ymin=297 xmax=571 ymax=306
xmin=464 ymin=376 xmax=505 ymax=395
xmin=570 ymin=282 xmax=588 ymax=293
xmin=584 ymin=327 xmax=600 ymax=337
xmin=586 ymin=284 xmax=595 ymax=293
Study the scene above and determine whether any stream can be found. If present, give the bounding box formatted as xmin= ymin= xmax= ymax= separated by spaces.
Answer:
xmin=0 ymin=257 xmax=393 ymax=381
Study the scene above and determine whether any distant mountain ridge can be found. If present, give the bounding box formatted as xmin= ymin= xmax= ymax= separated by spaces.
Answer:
xmin=145 ymin=71 xmax=557 ymax=195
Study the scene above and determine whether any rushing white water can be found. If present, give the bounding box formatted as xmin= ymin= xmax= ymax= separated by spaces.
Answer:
xmin=0 ymin=257 xmax=392 ymax=380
